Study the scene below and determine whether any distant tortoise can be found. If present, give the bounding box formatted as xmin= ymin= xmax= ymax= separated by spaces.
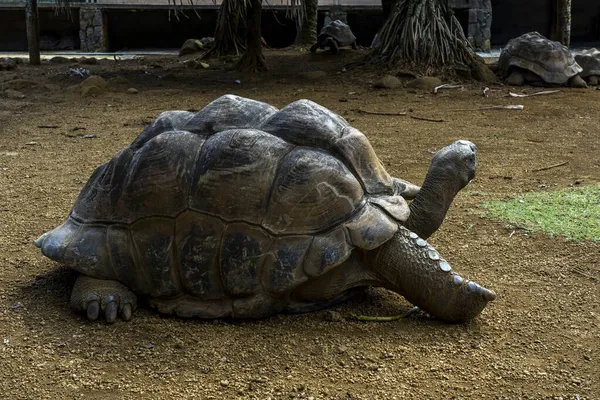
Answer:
xmin=575 ymin=48 xmax=600 ymax=86
xmin=310 ymin=20 xmax=358 ymax=54
xmin=499 ymin=31 xmax=586 ymax=87
xmin=35 ymin=95 xmax=495 ymax=324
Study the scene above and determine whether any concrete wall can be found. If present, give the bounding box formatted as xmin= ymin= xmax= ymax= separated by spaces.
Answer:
xmin=105 ymin=8 xmax=383 ymax=51
xmin=0 ymin=9 xmax=80 ymax=51
xmin=572 ymin=1 xmax=600 ymax=43
xmin=1 ymin=1 xmax=598 ymax=52
xmin=105 ymin=9 xmax=299 ymax=51
xmin=491 ymin=0 xmax=600 ymax=46
xmin=491 ymin=0 xmax=552 ymax=45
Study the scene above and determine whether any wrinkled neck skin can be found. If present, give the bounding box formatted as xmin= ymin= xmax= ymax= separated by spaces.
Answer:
xmin=405 ymin=165 xmax=465 ymax=240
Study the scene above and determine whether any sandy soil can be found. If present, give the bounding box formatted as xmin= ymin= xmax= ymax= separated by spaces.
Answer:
xmin=0 ymin=49 xmax=599 ymax=399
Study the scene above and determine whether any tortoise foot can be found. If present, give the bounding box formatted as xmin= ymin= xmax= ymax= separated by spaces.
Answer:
xmin=568 ymin=75 xmax=587 ymax=88
xmin=506 ymin=70 xmax=525 ymax=86
xmin=70 ymin=275 xmax=137 ymax=323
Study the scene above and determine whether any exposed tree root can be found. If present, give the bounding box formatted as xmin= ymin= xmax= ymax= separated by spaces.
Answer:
xmin=212 ymin=0 xmax=246 ymax=57
xmin=365 ymin=0 xmax=476 ymax=76
xmin=234 ymin=51 xmax=268 ymax=72
xmin=233 ymin=0 xmax=267 ymax=72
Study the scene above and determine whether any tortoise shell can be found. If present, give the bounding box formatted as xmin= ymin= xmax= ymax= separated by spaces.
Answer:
xmin=498 ymin=31 xmax=582 ymax=84
xmin=318 ymin=20 xmax=357 ymax=46
xmin=39 ymin=95 xmax=409 ymax=314
xmin=575 ymin=48 xmax=600 ymax=78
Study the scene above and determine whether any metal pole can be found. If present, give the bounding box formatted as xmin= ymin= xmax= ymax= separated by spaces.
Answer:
xmin=25 ymin=0 xmax=41 ymax=65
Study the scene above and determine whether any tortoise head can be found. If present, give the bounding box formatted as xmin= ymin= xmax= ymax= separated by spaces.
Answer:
xmin=404 ymin=140 xmax=477 ymax=240
xmin=429 ymin=140 xmax=477 ymax=190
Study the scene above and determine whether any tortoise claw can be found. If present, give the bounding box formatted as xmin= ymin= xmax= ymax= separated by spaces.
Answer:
xmin=71 ymin=275 xmax=138 ymax=323
xmin=104 ymin=299 xmax=118 ymax=324
xmin=86 ymin=299 xmax=100 ymax=321
xmin=121 ymin=303 xmax=133 ymax=321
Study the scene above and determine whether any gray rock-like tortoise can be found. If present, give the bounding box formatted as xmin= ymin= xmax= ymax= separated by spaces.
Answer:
xmin=310 ymin=20 xmax=358 ymax=54
xmin=575 ymin=48 xmax=600 ymax=86
xmin=499 ymin=31 xmax=586 ymax=87
xmin=35 ymin=95 xmax=496 ymax=324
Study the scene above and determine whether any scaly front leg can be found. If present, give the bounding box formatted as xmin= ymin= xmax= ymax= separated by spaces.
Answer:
xmin=367 ymin=227 xmax=496 ymax=323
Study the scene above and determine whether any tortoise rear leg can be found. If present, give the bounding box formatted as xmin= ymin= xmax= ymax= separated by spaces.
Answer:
xmin=351 ymin=40 xmax=358 ymax=50
xmin=70 ymin=275 xmax=137 ymax=323
xmin=506 ymin=69 xmax=525 ymax=86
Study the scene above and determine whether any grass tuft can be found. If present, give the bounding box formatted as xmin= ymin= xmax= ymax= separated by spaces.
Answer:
xmin=481 ymin=185 xmax=600 ymax=242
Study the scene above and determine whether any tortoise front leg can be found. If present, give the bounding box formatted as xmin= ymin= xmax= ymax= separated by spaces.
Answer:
xmin=326 ymin=37 xmax=339 ymax=54
xmin=367 ymin=227 xmax=496 ymax=323
xmin=70 ymin=275 xmax=137 ymax=323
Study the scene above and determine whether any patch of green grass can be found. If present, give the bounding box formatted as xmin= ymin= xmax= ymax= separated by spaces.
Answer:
xmin=481 ymin=185 xmax=600 ymax=242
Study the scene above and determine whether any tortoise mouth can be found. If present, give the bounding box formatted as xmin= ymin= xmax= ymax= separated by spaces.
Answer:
xmin=468 ymin=169 xmax=476 ymax=182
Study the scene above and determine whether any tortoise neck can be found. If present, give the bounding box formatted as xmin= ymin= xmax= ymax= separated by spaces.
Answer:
xmin=404 ymin=167 xmax=462 ymax=239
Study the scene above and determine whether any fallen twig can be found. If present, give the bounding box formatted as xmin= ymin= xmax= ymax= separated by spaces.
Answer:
xmin=508 ymin=90 xmax=560 ymax=98
xmin=449 ymin=105 xmax=524 ymax=112
xmin=356 ymin=109 xmax=407 ymax=116
xmin=531 ymin=161 xmax=568 ymax=172
xmin=410 ymin=115 xmax=445 ymax=123
xmin=355 ymin=306 xmax=420 ymax=322
xmin=38 ymin=125 xmax=59 ymax=129
xmin=433 ymin=84 xmax=462 ymax=94
xmin=572 ymin=268 xmax=599 ymax=283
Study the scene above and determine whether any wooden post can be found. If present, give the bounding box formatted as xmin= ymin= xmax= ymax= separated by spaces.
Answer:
xmin=25 ymin=0 xmax=41 ymax=65
xmin=294 ymin=0 xmax=318 ymax=46
xmin=551 ymin=0 xmax=571 ymax=47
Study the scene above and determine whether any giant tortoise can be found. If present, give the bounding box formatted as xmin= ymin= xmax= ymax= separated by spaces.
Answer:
xmin=575 ymin=48 xmax=600 ymax=86
xmin=310 ymin=20 xmax=358 ymax=54
xmin=35 ymin=95 xmax=496 ymax=324
xmin=499 ymin=31 xmax=586 ymax=87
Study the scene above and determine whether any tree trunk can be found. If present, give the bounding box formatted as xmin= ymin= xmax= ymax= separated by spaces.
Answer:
xmin=294 ymin=0 xmax=318 ymax=46
xmin=381 ymin=0 xmax=396 ymax=21
xmin=551 ymin=0 xmax=571 ymax=47
xmin=235 ymin=0 xmax=267 ymax=72
xmin=213 ymin=0 xmax=246 ymax=57
xmin=25 ymin=0 xmax=41 ymax=65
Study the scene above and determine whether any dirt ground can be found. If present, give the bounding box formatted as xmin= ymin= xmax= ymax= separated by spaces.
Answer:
xmin=1 ymin=49 xmax=599 ymax=400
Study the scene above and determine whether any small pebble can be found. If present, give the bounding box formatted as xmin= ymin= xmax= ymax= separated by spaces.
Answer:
xmin=5 ymin=89 xmax=25 ymax=99
xmin=322 ymin=310 xmax=343 ymax=322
